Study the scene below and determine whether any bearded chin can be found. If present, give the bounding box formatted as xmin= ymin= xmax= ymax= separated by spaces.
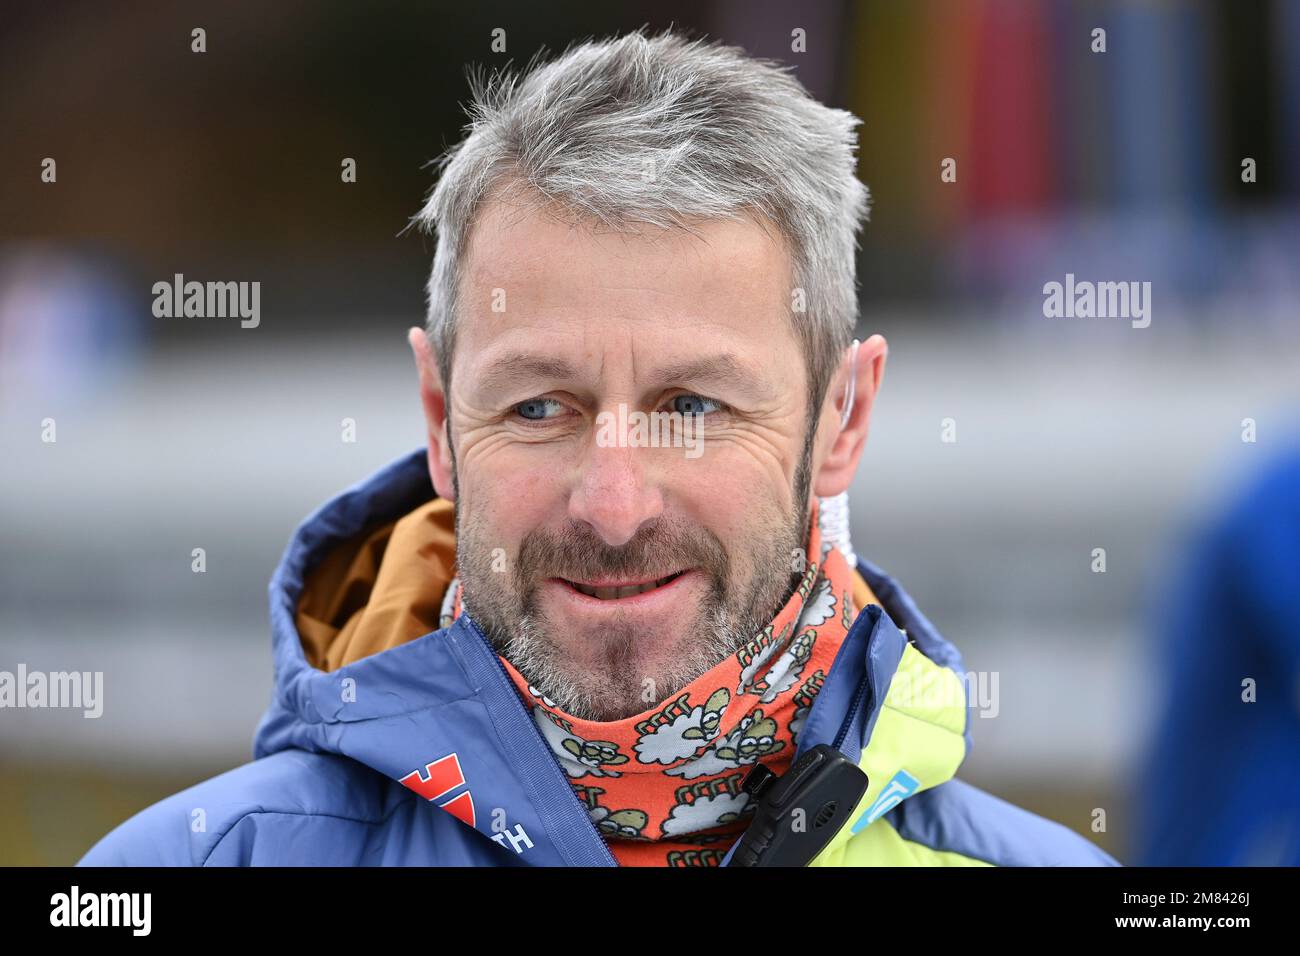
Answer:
xmin=467 ymin=549 xmax=799 ymax=722
xmin=479 ymin=572 xmax=737 ymax=721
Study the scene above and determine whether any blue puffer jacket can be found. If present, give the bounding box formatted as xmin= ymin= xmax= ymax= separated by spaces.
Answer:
xmin=79 ymin=450 xmax=1118 ymax=866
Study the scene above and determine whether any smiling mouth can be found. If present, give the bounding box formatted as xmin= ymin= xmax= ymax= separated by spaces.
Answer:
xmin=561 ymin=570 xmax=687 ymax=600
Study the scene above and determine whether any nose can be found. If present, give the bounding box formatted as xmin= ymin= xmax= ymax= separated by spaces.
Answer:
xmin=568 ymin=433 xmax=665 ymax=547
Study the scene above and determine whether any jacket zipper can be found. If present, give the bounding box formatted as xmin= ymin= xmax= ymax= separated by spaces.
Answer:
xmin=828 ymin=606 xmax=878 ymax=753
xmin=831 ymin=673 xmax=871 ymax=752
xmin=462 ymin=615 xmax=619 ymax=866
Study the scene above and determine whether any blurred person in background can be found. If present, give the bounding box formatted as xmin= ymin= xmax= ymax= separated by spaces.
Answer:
xmin=1133 ymin=444 xmax=1300 ymax=866
xmin=0 ymin=249 xmax=142 ymax=407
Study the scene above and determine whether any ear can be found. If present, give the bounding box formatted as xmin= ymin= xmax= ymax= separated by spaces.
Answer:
xmin=811 ymin=333 xmax=887 ymax=498
xmin=408 ymin=327 xmax=456 ymax=502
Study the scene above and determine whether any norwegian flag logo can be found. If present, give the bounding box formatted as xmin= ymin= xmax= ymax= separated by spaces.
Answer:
xmin=399 ymin=753 xmax=476 ymax=828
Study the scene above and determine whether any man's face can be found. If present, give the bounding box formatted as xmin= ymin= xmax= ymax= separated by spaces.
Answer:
xmin=444 ymin=197 xmax=819 ymax=720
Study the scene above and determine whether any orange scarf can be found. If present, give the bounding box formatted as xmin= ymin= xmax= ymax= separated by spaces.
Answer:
xmin=444 ymin=503 xmax=858 ymax=866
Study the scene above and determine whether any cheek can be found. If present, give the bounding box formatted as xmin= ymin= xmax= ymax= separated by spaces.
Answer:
xmin=669 ymin=440 xmax=793 ymax=519
xmin=666 ymin=457 xmax=781 ymax=549
xmin=458 ymin=449 xmax=562 ymax=541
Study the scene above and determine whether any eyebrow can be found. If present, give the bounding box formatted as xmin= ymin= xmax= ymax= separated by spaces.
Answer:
xmin=653 ymin=354 xmax=773 ymax=401
xmin=474 ymin=353 xmax=581 ymax=399
xmin=472 ymin=350 xmax=774 ymax=404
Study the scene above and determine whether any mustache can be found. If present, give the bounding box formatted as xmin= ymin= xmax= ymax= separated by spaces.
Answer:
xmin=515 ymin=520 xmax=729 ymax=584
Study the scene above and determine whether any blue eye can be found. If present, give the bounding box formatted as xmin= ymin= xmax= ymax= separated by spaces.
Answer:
xmin=670 ymin=394 xmax=722 ymax=416
xmin=515 ymin=398 xmax=564 ymax=421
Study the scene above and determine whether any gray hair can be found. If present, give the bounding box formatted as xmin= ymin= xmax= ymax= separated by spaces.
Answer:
xmin=413 ymin=28 xmax=870 ymax=419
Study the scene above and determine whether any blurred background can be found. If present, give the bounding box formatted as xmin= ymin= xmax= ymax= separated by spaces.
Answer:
xmin=2 ymin=0 xmax=1298 ymax=865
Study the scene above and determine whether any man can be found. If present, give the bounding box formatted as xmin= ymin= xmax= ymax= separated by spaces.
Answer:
xmin=81 ymin=30 xmax=1116 ymax=867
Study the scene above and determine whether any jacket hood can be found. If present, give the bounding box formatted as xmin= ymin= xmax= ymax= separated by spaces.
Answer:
xmin=253 ymin=450 xmax=975 ymax=865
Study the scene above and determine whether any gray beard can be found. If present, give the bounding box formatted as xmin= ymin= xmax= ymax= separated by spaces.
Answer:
xmin=451 ymin=421 xmax=815 ymax=721
xmin=471 ymin=572 xmax=782 ymax=720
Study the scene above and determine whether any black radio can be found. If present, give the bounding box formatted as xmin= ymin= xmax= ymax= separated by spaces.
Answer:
xmin=728 ymin=744 xmax=869 ymax=866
